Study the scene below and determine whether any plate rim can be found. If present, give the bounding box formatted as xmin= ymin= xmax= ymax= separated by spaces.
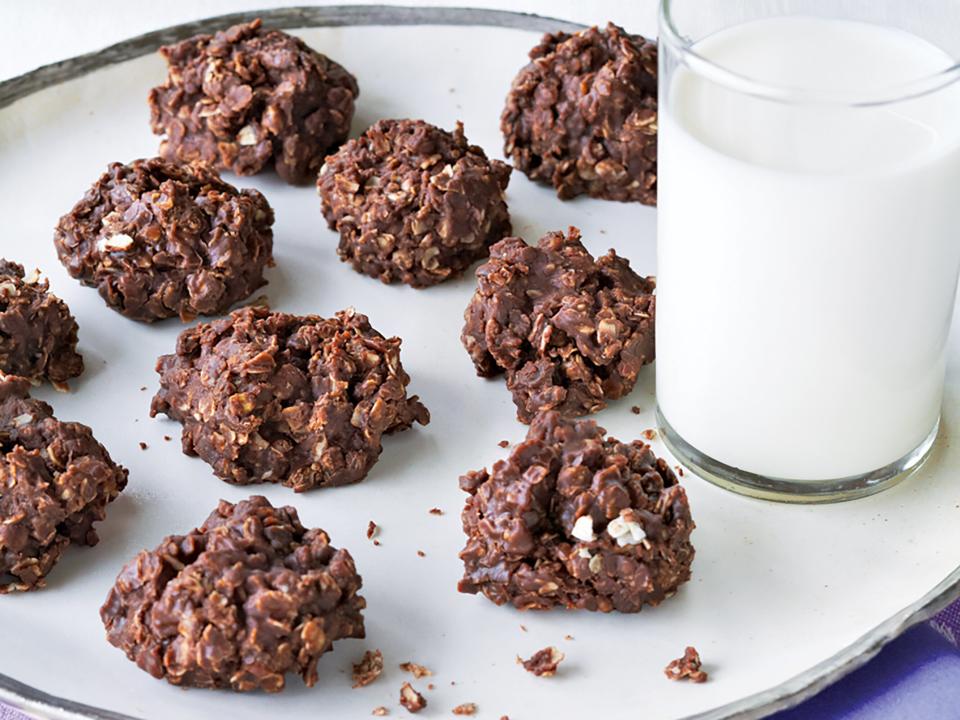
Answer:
xmin=1 ymin=5 xmax=957 ymax=719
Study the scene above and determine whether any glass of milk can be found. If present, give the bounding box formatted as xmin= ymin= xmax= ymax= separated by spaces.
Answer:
xmin=656 ymin=0 xmax=960 ymax=502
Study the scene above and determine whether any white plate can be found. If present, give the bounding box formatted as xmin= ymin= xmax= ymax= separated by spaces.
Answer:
xmin=1 ymin=7 xmax=959 ymax=720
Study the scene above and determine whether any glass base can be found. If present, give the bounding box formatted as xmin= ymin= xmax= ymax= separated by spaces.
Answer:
xmin=656 ymin=407 xmax=939 ymax=504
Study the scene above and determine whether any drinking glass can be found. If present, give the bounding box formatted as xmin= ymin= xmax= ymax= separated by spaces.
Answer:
xmin=656 ymin=0 xmax=960 ymax=502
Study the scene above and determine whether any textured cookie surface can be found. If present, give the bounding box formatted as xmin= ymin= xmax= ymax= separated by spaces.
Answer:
xmin=54 ymin=158 xmax=274 ymax=323
xmin=459 ymin=412 xmax=695 ymax=612
xmin=101 ymin=496 xmax=365 ymax=691
xmin=319 ymin=119 xmax=512 ymax=287
xmin=149 ymin=18 xmax=358 ymax=185
xmin=0 ymin=260 xmax=83 ymax=384
xmin=462 ymin=227 xmax=655 ymax=422
xmin=0 ymin=376 xmax=127 ymax=593
xmin=151 ymin=306 xmax=429 ymax=491
xmin=501 ymin=23 xmax=658 ymax=204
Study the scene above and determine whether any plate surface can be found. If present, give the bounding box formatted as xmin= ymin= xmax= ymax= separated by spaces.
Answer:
xmin=2 ymin=8 xmax=960 ymax=720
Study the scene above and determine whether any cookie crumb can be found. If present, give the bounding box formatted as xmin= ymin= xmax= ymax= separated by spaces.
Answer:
xmin=427 ymin=683 xmax=435 ymax=691
xmin=631 ymin=406 xmax=641 ymax=415
xmin=518 ymin=646 xmax=565 ymax=677
xmin=642 ymin=428 xmax=657 ymax=440
xmin=429 ymin=507 xmax=443 ymax=515
xmin=352 ymin=649 xmax=384 ymax=688
xmin=399 ymin=662 xmax=433 ymax=679
xmin=675 ymin=465 xmax=685 ymax=477
xmin=519 ymin=625 xmax=527 ymax=632
xmin=498 ymin=439 xmax=509 ymax=448
xmin=140 ymin=386 xmax=147 ymax=391
xmin=138 ymin=442 xmax=148 ymax=450
xmin=564 ymin=635 xmax=574 ymax=641
xmin=664 ymin=647 xmax=708 ymax=683
xmin=400 ymin=682 xmax=427 ymax=713
xmin=163 ymin=435 xmax=172 ymax=442
xmin=372 ymin=707 xmax=390 ymax=717
xmin=367 ymin=521 xmax=378 ymax=540
xmin=452 ymin=703 xmax=477 ymax=716
xmin=417 ymin=550 xmax=426 ymax=557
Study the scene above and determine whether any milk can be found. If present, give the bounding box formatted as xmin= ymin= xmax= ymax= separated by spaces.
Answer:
xmin=657 ymin=17 xmax=960 ymax=481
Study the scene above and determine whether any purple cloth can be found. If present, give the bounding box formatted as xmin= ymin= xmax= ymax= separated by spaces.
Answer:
xmin=2 ymin=605 xmax=959 ymax=719
xmin=772 ymin=623 xmax=960 ymax=719
xmin=930 ymin=602 xmax=960 ymax=646
xmin=771 ymin=602 xmax=960 ymax=719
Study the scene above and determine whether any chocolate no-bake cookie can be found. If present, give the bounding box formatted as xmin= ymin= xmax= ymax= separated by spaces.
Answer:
xmin=501 ymin=23 xmax=658 ymax=204
xmin=54 ymin=158 xmax=274 ymax=323
xmin=318 ymin=119 xmax=512 ymax=287
xmin=458 ymin=411 xmax=695 ymax=612
xmin=462 ymin=228 xmax=655 ymax=422
xmin=151 ymin=306 xmax=429 ymax=491
xmin=0 ymin=376 xmax=127 ymax=592
xmin=101 ymin=496 xmax=365 ymax=691
xmin=0 ymin=260 xmax=83 ymax=385
xmin=149 ymin=18 xmax=359 ymax=185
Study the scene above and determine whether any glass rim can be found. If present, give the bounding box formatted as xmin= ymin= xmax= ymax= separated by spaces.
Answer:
xmin=659 ymin=0 xmax=960 ymax=107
